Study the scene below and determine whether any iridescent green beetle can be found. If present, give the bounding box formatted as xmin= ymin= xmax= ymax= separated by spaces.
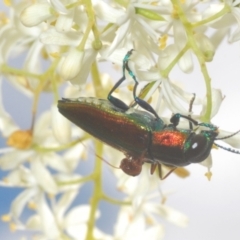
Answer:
xmin=58 ymin=51 xmax=240 ymax=179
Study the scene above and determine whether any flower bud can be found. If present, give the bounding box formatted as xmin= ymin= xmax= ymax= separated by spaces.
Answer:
xmin=20 ymin=3 xmax=52 ymax=27
xmin=195 ymin=33 xmax=215 ymax=62
xmin=58 ymin=48 xmax=84 ymax=80
xmin=135 ymin=8 xmax=165 ymax=21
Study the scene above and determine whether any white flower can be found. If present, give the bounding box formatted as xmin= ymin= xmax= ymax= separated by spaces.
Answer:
xmin=2 ymin=0 xmax=240 ymax=239
xmin=95 ymin=0 xmax=163 ymax=56
xmin=114 ymin=206 xmax=165 ymax=240
xmin=51 ymin=104 xmax=72 ymax=144
xmin=202 ymin=1 xmax=240 ymax=43
xmin=20 ymin=3 xmax=53 ymax=27
xmin=58 ymin=48 xmax=84 ymax=80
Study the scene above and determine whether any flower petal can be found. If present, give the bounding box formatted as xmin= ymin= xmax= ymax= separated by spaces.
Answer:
xmin=36 ymin=193 xmax=61 ymax=239
xmin=201 ymin=88 xmax=224 ymax=118
xmin=31 ymin=157 xmax=58 ymax=194
xmin=70 ymin=49 xmax=97 ymax=85
xmin=156 ymin=205 xmax=188 ymax=227
xmin=0 ymin=150 xmax=34 ymax=170
xmin=58 ymin=48 xmax=84 ymax=80
xmin=40 ymin=28 xmax=81 ymax=46
xmin=11 ymin=188 xmax=38 ymax=219
xmin=54 ymin=190 xmax=79 ymax=221
xmin=55 ymin=8 xmax=74 ymax=32
xmin=20 ymin=3 xmax=52 ymax=27
xmin=51 ymin=104 xmax=71 ymax=144
xmin=93 ymin=0 xmax=124 ymax=23
xmin=50 ymin=0 xmax=68 ymax=14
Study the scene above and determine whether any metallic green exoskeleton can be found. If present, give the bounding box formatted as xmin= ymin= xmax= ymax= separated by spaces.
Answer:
xmin=58 ymin=97 xmax=221 ymax=178
xmin=58 ymin=50 xmax=240 ymax=179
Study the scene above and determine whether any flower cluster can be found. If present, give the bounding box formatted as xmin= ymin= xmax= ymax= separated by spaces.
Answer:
xmin=0 ymin=0 xmax=240 ymax=239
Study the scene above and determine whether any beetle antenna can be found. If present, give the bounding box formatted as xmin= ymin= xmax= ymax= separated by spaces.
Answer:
xmin=188 ymin=93 xmax=196 ymax=130
xmin=94 ymin=152 xmax=120 ymax=169
xmin=82 ymin=142 xmax=120 ymax=169
xmin=215 ymin=129 xmax=240 ymax=140
xmin=214 ymin=142 xmax=240 ymax=154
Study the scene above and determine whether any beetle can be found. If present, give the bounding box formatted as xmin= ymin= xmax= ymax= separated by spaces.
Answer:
xmin=58 ymin=50 xmax=240 ymax=179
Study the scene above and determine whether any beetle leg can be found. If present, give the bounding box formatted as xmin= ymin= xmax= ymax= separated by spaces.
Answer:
xmin=170 ymin=93 xmax=219 ymax=132
xmin=170 ymin=113 xmax=199 ymax=128
xmin=150 ymin=164 xmax=177 ymax=180
xmin=109 ymin=49 xmax=161 ymax=119
xmin=125 ymin=62 xmax=160 ymax=119
xmin=108 ymin=50 xmax=134 ymax=110
xmin=158 ymin=164 xmax=177 ymax=180
xmin=108 ymin=75 xmax=129 ymax=110
xmin=150 ymin=163 xmax=158 ymax=174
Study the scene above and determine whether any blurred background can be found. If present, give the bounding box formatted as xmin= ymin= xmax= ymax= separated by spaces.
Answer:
xmin=1 ymin=2 xmax=240 ymax=240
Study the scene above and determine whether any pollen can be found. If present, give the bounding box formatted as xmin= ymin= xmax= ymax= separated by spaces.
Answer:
xmin=151 ymin=2 xmax=158 ymax=6
xmin=0 ymin=12 xmax=8 ymax=25
xmin=7 ymin=130 xmax=33 ymax=150
xmin=49 ymin=51 xmax=60 ymax=58
xmin=3 ymin=177 xmax=9 ymax=183
xmin=1 ymin=214 xmax=11 ymax=222
xmin=28 ymin=201 xmax=37 ymax=210
xmin=128 ymin=213 xmax=133 ymax=222
xmin=81 ymin=150 xmax=87 ymax=160
xmin=161 ymin=196 xmax=167 ymax=205
xmin=3 ymin=0 xmax=11 ymax=7
xmin=113 ymin=87 xmax=120 ymax=93
xmin=147 ymin=96 xmax=152 ymax=104
xmin=159 ymin=34 xmax=168 ymax=50
xmin=41 ymin=48 xmax=50 ymax=59
xmin=205 ymin=170 xmax=212 ymax=181
xmin=10 ymin=222 xmax=17 ymax=232
xmin=171 ymin=5 xmax=179 ymax=19
xmin=146 ymin=216 xmax=154 ymax=225
xmin=128 ymin=84 xmax=134 ymax=91
xmin=47 ymin=193 xmax=55 ymax=199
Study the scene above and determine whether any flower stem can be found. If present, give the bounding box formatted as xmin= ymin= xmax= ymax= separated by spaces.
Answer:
xmin=86 ymin=140 xmax=103 ymax=240
xmin=58 ymin=173 xmax=96 ymax=186
xmin=161 ymin=42 xmax=189 ymax=77
xmin=0 ymin=64 xmax=40 ymax=79
xmin=171 ymin=0 xmax=212 ymax=121
xmin=91 ymin=61 xmax=105 ymax=98
xmin=192 ymin=4 xmax=231 ymax=28
xmin=102 ymin=194 xmax=131 ymax=205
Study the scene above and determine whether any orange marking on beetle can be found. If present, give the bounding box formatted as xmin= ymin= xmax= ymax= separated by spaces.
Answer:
xmin=152 ymin=131 xmax=186 ymax=148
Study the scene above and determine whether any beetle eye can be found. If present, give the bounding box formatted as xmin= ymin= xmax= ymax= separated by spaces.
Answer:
xmin=185 ymin=134 xmax=208 ymax=163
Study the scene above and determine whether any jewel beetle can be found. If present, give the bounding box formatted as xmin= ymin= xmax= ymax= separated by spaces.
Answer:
xmin=58 ymin=50 xmax=240 ymax=179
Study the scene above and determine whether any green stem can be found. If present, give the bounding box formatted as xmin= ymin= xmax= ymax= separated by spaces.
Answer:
xmin=192 ymin=4 xmax=231 ymax=28
xmin=58 ymin=173 xmax=96 ymax=186
xmin=171 ymin=0 xmax=212 ymax=121
xmin=78 ymin=0 xmax=102 ymax=51
xmin=114 ymin=0 xmax=128 ymax=8
xmin=0 ymin=64 xmax=41 ymax=79
xmin=86 ymin=140 xmax=103 ymax=240
xmin=91 ymin=61 xmax=104 ymax=98
xmin=102 ymin=194 xmax=131 ymax=205
xmin=161 ymin=42 xmax=189 ymax=77
xmin=46 ymin=59 xmax=61 ymax=103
